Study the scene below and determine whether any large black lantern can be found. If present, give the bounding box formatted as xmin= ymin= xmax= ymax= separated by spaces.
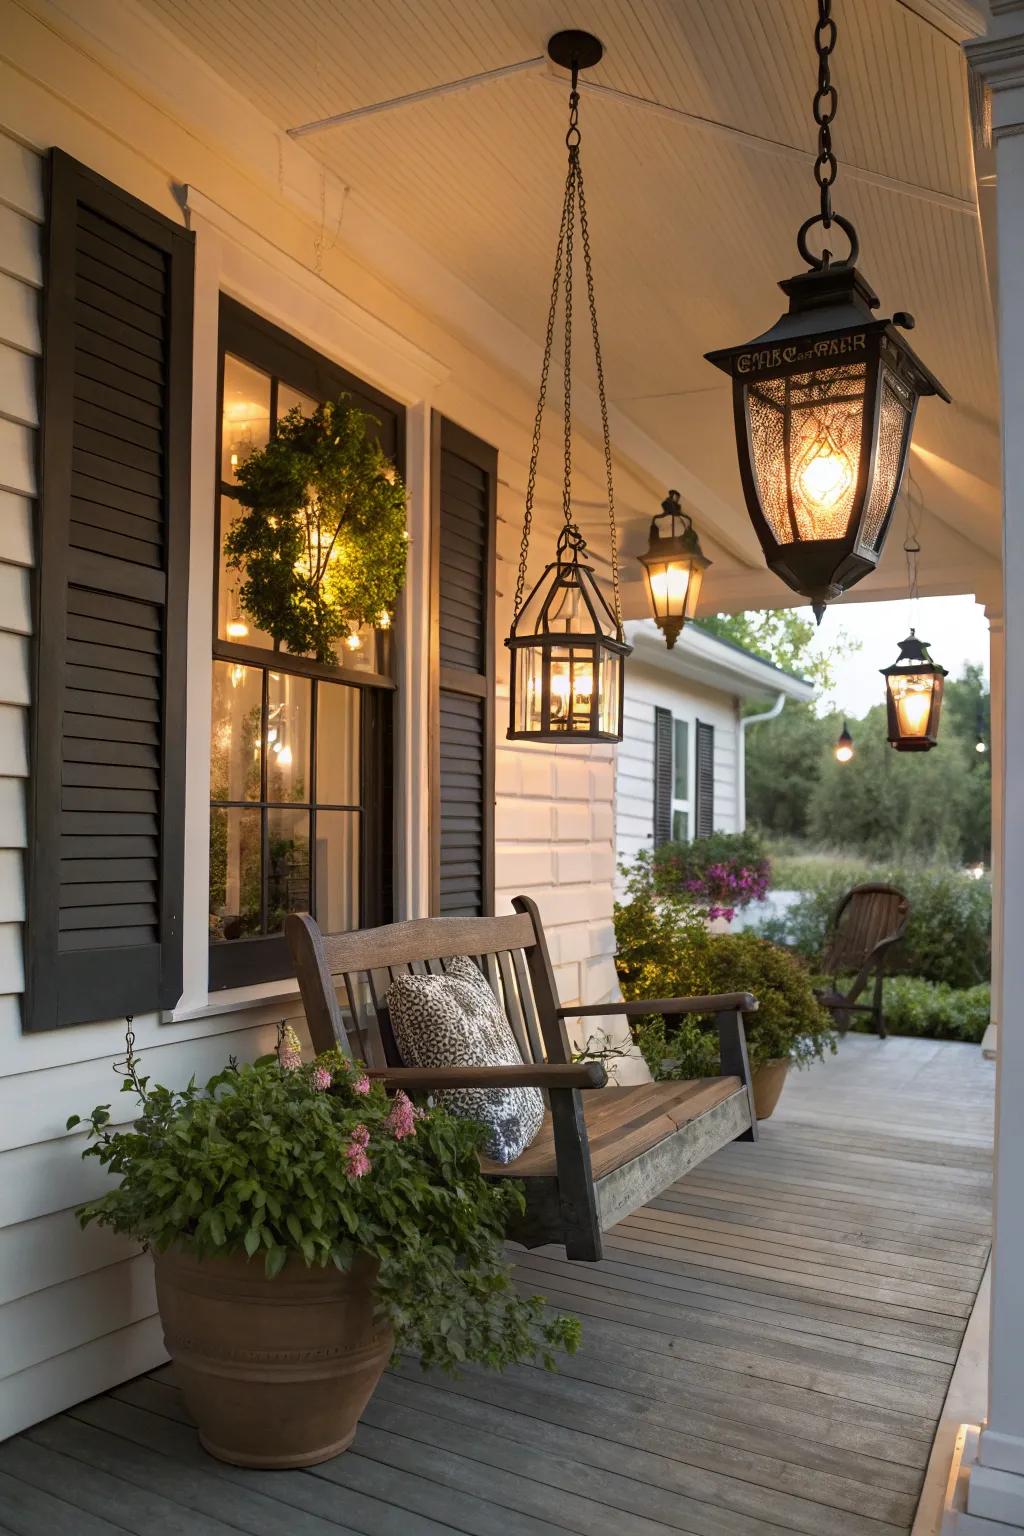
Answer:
xmin=507 ymin=525 xmax=628 ymax=740
xmin=506 ymin=30 xmax=630 ymax=742
xmin=638 ymin=489 xmax=711 ymax=650
xmin=705 ymin=0 xmax=949 ymax=620
xmin=882 ymin=631 xmax=947 ymax=752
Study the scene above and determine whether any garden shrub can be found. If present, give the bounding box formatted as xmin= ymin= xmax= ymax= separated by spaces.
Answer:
xmin=614 ymin=864 xmax=834 ymax=1076
xmin=871 ymin=976 xmax=990 ymax=1043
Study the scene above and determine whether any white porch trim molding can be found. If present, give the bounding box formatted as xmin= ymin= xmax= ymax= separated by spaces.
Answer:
xmin=944 ymin=5 xmax=1024 ymax=1529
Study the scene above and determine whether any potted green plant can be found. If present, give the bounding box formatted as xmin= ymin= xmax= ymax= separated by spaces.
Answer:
xmin=68 ymin=1036 xmax=579 ymax=1469
xmin=615 ymin=859 xmax=834 ymax=1117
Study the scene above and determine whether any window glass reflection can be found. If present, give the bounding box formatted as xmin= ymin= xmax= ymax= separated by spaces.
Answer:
xmin=315 ymin=812 xmax=360 ymax=933
xmin=209 ymin=807 xmax=261 ymax=942
xmin=221 ymin=354 xmax=271 ymax=484
xmin=210 ymin=661 xmax=262 ymax=802
xmin=266 ymin=672 xmax=310 ymax=803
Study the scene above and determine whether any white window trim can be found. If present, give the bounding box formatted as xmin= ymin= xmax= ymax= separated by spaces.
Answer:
xmin=670 ymin=714 xmax=693 ymax=843
xmin=171 ymin=192 xmax=445 ymax=1018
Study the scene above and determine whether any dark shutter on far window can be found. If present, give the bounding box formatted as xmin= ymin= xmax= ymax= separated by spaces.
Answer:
xmin=653 ymin=707 xmax=673 ymax=848
xmin=26 ymin=151 xmax=193 ymax=1030
xmin=695 ymin=719 xmax=715 ymax=839
xmin=430 ymin=416 xmax=496 ymax=916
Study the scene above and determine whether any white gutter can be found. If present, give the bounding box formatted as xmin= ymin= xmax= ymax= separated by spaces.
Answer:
xmin=737 ymin=692 xmax=787 ymax=830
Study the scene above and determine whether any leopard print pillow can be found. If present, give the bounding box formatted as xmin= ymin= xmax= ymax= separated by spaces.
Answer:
xmin=386 ymin=956 xmax=545 ymax=1164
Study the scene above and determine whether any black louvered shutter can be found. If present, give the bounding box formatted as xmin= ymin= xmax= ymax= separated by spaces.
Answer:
xmin=695 ymin=719 xmax=715 ymax=839
xmin=431 ymin=417 xmax=496 ymax=916
xmin=653 ymin=707 xmax=673 ymax=848
xmin=26 ymin=151 xmax=193 ymax=1030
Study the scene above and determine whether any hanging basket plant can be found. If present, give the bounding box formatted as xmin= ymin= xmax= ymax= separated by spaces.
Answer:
xmin=224 ymin=397 xmax=408 ymax=664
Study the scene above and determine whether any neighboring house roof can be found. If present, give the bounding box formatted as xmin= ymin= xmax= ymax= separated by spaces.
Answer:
xmin=623 ymin=619 xmax=816 ymax=704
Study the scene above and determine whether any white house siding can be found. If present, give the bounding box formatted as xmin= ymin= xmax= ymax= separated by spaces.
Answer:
xmin=616 ymin=659 xmax=742 ymax=884
xmin=0 ymin=7 xmax=633 ymax=1431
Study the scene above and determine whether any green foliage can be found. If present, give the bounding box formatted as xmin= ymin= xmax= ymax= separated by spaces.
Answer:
xmin=614 ymin=861 xmax=835 ymax=1072
xmin=69 ymin=1051 xmax=580 ymax=1376
xmin=696 ymin=609 xmax=859 ymax=692
xmin=756 ymin=856 xmax=991 ymax=989
xmin=225 ymin=398 xmax=408 ymax=663
xmin=877 ymin=976 xmax=990 ymax=1043
xmin=744 ymin=664 xmax=991 ymax=865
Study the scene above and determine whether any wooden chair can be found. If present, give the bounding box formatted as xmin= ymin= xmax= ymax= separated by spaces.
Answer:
xmin=286 ymin=895 xmax=758 ymax=1262
xmin=816 ymin=883 xmax=910 ymax=1039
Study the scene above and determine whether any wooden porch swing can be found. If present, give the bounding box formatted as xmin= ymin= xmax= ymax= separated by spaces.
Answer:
xmin=286 ymin=896 xmax=758 ymax=1262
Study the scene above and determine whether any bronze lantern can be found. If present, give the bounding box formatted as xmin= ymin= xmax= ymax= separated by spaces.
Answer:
xmin=704 ymin=0 xmax=949 ymax=620
xmin=882 ymin=631 xmax=947 ymax=752
xmin=507 ymin=526 xmax=628 ymax=741
xmin=506 ymin=30 xmax=631 ymax=743
xmin=638 ymin=489 xmax=711 ymax=649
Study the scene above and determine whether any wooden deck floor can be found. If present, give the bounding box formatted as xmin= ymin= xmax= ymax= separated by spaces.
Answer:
xmin=1 ymin=1035 xmax=994 ymax=1536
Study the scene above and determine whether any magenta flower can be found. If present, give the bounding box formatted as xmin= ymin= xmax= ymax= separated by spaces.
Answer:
xmin=386 ymin=1090 xmax=417 ymax=1140
xmin=312 ymin=1065 xmax=332 ymax=1092
xmin=353 ymin=1075 xmax=371 ymax=1095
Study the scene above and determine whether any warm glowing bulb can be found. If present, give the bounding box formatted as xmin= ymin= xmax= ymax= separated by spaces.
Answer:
xmin=226 ymin=620 xmax=249 ymax=639
xmin=229 ymin=664 xmax=246 ymax=690
xmin=976 ymin=738 xmax=987 ymax=754
xmin=276 ymin=745 xmax=293 ymax=768
xmin=230 ymin=451 xmax=239 ymax=469
xmin=345 ymin=631 xmax=363 ymax=652
xmin=835 ymin=744 xmax=854 ymax=764
xmin=896 ymin=685 xmax=933 ymax=736
xmin=377 ymin=610 xmax=391 ymax=630
xmin=795 ymin=428 xmax=853 ymax=514
xmin=648 ymin=563 xmax=691 ymax=612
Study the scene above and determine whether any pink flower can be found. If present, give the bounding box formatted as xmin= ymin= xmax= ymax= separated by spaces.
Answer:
xmin=279 ymin=1024 xmax=303 ymax=1070
xmin=312 ymin=1066 xmax=332 ymax=1092
xmin=279 ymin=1050 xmax=302 ymax=1072
xmin=345 ymin=1123 xmax=371 ymax=1178
xmin=386 ymin=1090 xmax=416 ymax=1140
xmin=353 ymin=1075 xmax=371 ymax=1096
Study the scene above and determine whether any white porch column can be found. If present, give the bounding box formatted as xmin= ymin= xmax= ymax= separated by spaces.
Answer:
xmin=987 ymin=609 xmax=1005 ymax=1054
xmin=948 ymin=11 xmax=1024 ymax=1529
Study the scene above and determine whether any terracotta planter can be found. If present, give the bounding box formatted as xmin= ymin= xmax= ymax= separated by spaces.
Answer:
xmin=153 ymin=1247 xmax=392 ymax=1468
xmin=752 ymin=1058 xmax=790 ymax=1120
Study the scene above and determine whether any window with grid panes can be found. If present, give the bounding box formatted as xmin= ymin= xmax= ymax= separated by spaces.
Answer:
xmin=209 ymin=300 xmax=400 ymax=988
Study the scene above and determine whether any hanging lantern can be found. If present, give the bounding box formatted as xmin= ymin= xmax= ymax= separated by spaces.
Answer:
xmin=704 ymin=0 xmax=949 ymax=621
xmin=834 ymin=721 xmax=854 ymax=763
xmin=506 ymin=31 xmax=630 ymax=742
xmin=882 ymin=631 xmax=947 ymax=752
xmin=637 ymin=489 xmax=711 ymax=650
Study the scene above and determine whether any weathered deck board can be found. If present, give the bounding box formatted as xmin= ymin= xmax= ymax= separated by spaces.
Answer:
xmin=0 ymin=1036 xmax=993 ymax=1536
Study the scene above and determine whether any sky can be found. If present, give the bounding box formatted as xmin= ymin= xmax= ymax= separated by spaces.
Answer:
xmin=803 ymin=594 xmax=991 ymax=719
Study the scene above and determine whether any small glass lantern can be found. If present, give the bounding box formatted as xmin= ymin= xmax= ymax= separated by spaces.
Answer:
xmin=705 ymin=264 xmax=949 ymax=617
xmin=638 ymin=489 xmax=711 ymax=650
xmin=834 ymin=721 xmax=854 ymax=763
xmin=882 ymin=630 xmax=947 ymax=752
xmin=507 ymin=526 xmax=629 ymax=741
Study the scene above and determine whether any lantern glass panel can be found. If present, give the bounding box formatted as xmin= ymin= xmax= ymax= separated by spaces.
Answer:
xmin=646 ymin=560 xmax=690 ymax=620
xmin=888 ymin=671 xmax=941 ymax=742
xmin=745 ymin=362 xmax=867 ymax=544
xmin=600 ymin=649 xmax=621 ymax=736
xmin=515 ymin=645 xmax=545 ymax=735
xmin=548 ymin=645 xmax=596 ymax=732
xmin=861 ymin=372 xmax=912 ymax=552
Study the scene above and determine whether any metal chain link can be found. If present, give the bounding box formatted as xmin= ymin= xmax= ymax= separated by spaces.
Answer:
xmin=576 ymin=164 xmax=621 ymax=632
xmin=812 ymin=0 xmax=838 ymax=229
xmin=512 ymin=71 xmax=622 ymax=634
xmin=513 ymin=158 xmax=573 ymax=618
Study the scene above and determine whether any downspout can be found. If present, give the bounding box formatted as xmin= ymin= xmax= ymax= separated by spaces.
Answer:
xmin=738 ymin=692 xmax=787 ymax=830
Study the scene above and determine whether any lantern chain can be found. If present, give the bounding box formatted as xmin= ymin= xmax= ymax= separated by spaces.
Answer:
xmin=512 ymin=61 xmax=622 ymax=634
xmin=812 ymin=0 xmax=838 ymax=230
xmin=903 ymin=473 xmax=923 ymax=609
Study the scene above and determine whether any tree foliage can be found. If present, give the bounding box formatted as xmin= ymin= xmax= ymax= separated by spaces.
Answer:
xmin=697 ymin=609 xmax=858 ymax=692
xmin=225 ymin=398 xmax=408 ymax=663
xmin=744 ymin=665 xmax=991 ymax=865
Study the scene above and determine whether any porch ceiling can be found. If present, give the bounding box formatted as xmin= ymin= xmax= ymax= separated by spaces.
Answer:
xmin=142 ymin=0 xmax=1000 ymax=612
